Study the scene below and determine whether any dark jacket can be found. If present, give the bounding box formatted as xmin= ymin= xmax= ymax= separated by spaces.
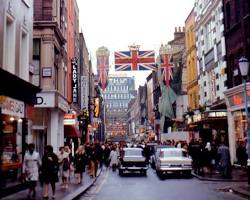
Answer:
xmin=41 ymin=152 xmax=59 ymax=183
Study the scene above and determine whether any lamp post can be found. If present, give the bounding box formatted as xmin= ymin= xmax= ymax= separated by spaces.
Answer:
xmin=239 ymin=56 xmax=250 ymax=185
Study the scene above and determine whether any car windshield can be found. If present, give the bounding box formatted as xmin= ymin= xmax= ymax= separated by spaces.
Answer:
xmin=160 ymin=150 xmax=187 ymax=158
xmin=124 ymin=149 xmax=143 ymax=156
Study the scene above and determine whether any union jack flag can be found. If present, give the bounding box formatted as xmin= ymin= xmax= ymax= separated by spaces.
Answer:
xmin=160 ymin=54 xmax=174 ymax=87
xmin=97 ymin=56 xmax=109 ymax=90
xmin=115 ymin=48 xmax=156 ymax=71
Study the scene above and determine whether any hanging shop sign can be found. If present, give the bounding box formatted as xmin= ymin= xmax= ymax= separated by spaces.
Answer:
xmin=0 ymin=96 xmax=24 ymax=118
xmin=81 ymin=76 xmax=88 ymax=109
xmin=72 ymin=58 xmax=78 ymax=103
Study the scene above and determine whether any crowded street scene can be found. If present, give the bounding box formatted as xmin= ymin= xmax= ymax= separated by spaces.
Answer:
xmin=0 ymin=0 xmax=250 ymax=199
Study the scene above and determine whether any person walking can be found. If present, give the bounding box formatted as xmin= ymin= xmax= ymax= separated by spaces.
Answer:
xmin=74 ymin=145 xmax=87 ymax=184
xmin=58 ymin=146 xmax=70 ymax=188
xmin=41 ymin=145 xmax=59 ymax=199
xmin=109 ymin=146 xmax=118 ymax=171
xmin=22 ymin=143 xmax=41 ymax=199
xmin=217 ymin=142 xmax=231 ymax=178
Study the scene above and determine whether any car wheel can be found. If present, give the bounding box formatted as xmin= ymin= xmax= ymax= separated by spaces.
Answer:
xmin=119 ymin=169 xmax=123 ymax=176
xmin=142 ymin=170 xmax=147 ymax=176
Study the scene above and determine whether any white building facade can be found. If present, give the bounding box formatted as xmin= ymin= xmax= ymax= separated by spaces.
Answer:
xmin=195 ymin=0 xmax=227 ymax=106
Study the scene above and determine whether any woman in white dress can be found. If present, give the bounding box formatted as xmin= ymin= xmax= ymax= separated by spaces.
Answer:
xmin=22 ymin=143 xmax=41 ymax=199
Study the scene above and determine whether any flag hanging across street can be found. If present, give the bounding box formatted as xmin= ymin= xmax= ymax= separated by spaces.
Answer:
xmin=96 ymin=47 xmax=110 ymax=90
xmin=115 ymin=45 xmax=156 ymax=71
xmin=160 ymin=53 xmax=174 ymax=87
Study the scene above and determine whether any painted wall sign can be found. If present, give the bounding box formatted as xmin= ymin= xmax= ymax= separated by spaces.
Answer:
xmin=72 ymin=58 xmax=78 ymax=103
xmin=0 ymin=96 xmax=25 ymax=118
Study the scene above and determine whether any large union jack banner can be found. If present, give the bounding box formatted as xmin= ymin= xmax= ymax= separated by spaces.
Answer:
xmin=115 ymin=46 xmax=156 ymax=71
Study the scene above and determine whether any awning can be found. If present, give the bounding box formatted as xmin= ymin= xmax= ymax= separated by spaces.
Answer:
xmin=0 ymin=68 xmax=41 ymax=104
xmin=64 ymin=125 xmax=81 ymax=138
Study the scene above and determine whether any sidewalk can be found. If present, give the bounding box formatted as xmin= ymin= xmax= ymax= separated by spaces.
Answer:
xmin=192 ymin=166 xmax=250 ymax=199
xmin=1 ymin=169 xmax=102 ymax=200
xmin=192 ymin=166 xmax=247 ymax=182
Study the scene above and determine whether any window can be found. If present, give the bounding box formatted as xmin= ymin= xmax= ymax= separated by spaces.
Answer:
xmin=217 ymin=85 xmax=219 ymax=91
xmin=32 ymin=39 xmax=40 ymax=86
xmin=226 ymin=3 xmax=231 ymax=29
xmin=204 ymin=92 xmax=207 ymax=97
xmin=204 ymin=81 xmax=206 ymax=86
xmin=4 ymin=14 xmax=16 ymax=73
xmin=235 ymin=0 xmax=240 ymax=23
xmin=20 ymin=30 xmax=29 ymax=80
xmin=216 ymin=73 xmax=219 ymax=79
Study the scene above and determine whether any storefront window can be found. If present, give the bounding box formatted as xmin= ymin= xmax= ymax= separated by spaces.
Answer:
xmin=1 ymin=114 xmax=23 ymax=188
xmin=233 ymin=111 xmax=247 ymax=144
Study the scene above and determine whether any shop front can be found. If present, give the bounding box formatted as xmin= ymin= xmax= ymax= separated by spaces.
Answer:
xmin=0 ymin=68 xmax=41 ymax=197
xmin=186 ymin=110 xmax=228 ymax=144
xmin=0 ymin=97 xmax=25 ymax=189
xmin=224 ymin=82 xmax=250 ymax=164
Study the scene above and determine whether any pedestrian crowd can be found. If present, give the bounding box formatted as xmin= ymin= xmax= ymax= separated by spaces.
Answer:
xmin=21 ymin=138 xmax=248 ymax=199
xmin=22 ymin=142 xmax=127 ymax=199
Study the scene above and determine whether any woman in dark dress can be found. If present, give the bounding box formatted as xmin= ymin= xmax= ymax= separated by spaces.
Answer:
xmin=41 ymin=145 xmax=59 ymax=199
xmin=74 ymin=145 xmax=87 ymax=184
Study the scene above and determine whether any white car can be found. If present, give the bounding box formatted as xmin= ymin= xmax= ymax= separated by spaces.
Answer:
xmin=155 ymin=148 xmax=192 ymax=177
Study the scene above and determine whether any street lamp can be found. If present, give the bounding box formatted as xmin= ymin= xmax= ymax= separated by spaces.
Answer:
xmin=239 ymin=56 xmax=250 ymax=185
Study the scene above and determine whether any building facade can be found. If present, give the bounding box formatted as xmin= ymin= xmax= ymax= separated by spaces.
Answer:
xmin=33 ymin=0 xmax=70 ymax=154
xmin=223 ymin=0 xmax=250 ymax=163
xmin=0 ymin=0 xmax=40 ymax=194
xmin=195 ymin=0 xmax=227 ymax=107
xmin=102 ymin=74 xmax=136 ymax=142
xmin=185 ymin=9 xmax=199 ymax=110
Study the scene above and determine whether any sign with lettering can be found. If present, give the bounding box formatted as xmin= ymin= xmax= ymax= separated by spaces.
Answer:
xmin=42 ymin=67 xmax=52 ymax=77
xmin=72 ymin=59 xmax=78 ymax=103
xmin=0 ymin=96 xmax=25 ymax=118
xmin=81 ymin=76 xmax=88 ymax=109
xmin=228 ymin=90 xmax=250 ymax=107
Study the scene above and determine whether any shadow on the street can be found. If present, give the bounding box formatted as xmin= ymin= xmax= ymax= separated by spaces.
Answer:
xmin=157 ymin=173 xmax=193 ymax=181
xmin=116 ymin=172 xmax=148 ymax=178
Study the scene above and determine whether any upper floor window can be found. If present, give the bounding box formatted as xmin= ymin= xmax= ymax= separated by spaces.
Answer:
xmin=4 ymin=14 xmax=16 ymax=73
xmin=20 ymin=29 xmax=29 ymax=80
xmin=226 ymin=3 xmax=231 ymax=29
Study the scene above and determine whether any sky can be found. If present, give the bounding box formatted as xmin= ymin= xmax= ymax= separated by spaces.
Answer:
xmin=77 ymin=0 xmax=195 ymax=89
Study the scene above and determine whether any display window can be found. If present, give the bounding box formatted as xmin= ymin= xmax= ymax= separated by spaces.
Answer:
xmin=1 ymin=114 xmax=23 ymax=187
xmin=233 ymin=111 xmax=247 ymax=144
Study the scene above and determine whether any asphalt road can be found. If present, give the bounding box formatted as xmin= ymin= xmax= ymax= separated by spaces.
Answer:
xmin=79 ymin=168 xmax=246 ymax=200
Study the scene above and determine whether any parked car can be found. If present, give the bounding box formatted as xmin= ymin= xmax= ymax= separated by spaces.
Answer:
xmin=118 ymin=148 xmax=148 ymax=176
xmin=150 ymin=145 xmax=171 ymax=169
xmin=155 ymin=148 xmax=192 ymax=177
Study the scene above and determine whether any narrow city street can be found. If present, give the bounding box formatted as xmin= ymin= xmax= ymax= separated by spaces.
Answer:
xmin=79 ymin=168 xmax=246 ymax=200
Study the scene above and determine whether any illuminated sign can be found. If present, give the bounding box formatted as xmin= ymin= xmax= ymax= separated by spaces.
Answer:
xmin=208 ymin=111 xmax=227 ymax=118
xmin=64 ymin=114 xmax=76 ymax=125
xmin=94 ymin=97 xmax=100 ymax=117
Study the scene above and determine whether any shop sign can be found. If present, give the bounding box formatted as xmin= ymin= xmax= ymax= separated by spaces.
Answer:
xmin=58 ymin=95 xmax=69 ymax=113
xmin=35 ymin=92 xmax=55 ymax=108
xmin=72 ymin=59 xmax=78 ymax=103
xmin=228 ymin=90 xmax=250 ymax=107
xmin=81 ymin=76 xmax=88 ymax=109
xmin=0 ymin=96 xmax=24 ymax=118
xmin=208 ymin=111 xmax=227 ymax=118
xmin=64 ymin=114 xmax=76 ymax=125
xmin=193 ymin=114 xmax=201 ymax=123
